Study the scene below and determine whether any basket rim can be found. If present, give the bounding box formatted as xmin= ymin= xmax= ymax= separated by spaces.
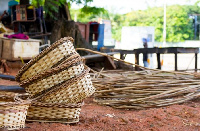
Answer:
xmin=26 ymin=117 xmax=80 ymax=123
xmin=15 ymin=37 xmax=74 ymax=82
xmin=0 ymin=92 xmax=31 ymax=106
xmin=20 ymin=54 xmax=83 ymax=87
xmin=31 ymin=101 xmax=84 ymax=108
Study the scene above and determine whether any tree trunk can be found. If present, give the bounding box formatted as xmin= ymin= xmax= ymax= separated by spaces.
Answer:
xmin=46 ymin=2 xmax=92 ymax=53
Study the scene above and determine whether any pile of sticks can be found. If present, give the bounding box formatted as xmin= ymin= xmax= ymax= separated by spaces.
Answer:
xmin=76 ymin=48 xmax=200 ymax=109
xmin=92 ymin=70 xmax=200 ymax=109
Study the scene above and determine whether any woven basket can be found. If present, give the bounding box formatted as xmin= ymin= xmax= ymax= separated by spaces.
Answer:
xmin=20 ymin=55 xmax=85 ymax=97
xmin=0 ymin=92 xmax=31 ymax=130
xmin=38 ymin=73 xmax=95 ymax=104
xmin=26 ymin=101 xmax=83 ymax=123
xmin=16 ymin=37 xmax=78 ymax=82
xmin=27 ymin=66 xmax=95 ymax=104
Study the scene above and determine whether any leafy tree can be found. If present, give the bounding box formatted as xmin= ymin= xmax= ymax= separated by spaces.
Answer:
xmin=123 ymin=5 xmax=199 ymax=42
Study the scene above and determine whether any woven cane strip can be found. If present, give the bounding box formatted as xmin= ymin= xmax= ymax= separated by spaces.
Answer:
xmin=19 ymin=41 xmax=77 ymax=82
xmin=20 ymin=54 xmax=83 ymax=86
xmin=31 ymin=101 xmax=84 ymax=108
xmin=16 ymin=37 xmax=74 ymax=82
xmin=16 ymin=37 xmax=75 ymax=82
xmin=24 ymin=64 xmax=85 ymax=96
xmin=51 ymin=53 xmax=80 ymax=68
xmin=0 ymin=92 xmax=31 ymax=106
xmin=31 ymin=67 xmax=90 ymax=99
xmin=29 ymin=67 xmax=90 ymax=100
xmin=41 ymin=74 xmax=95 ymax=104
xmin=0 ymin=109 xmax=27 ymax=114
xmin=26 ymin=117 xmax=79 ymax=123
xmin=27 ymin=106 xmax=81 ymax=122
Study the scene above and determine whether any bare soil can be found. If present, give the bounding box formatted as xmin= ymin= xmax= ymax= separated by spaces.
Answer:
xmin=0 ymin=69 xmax=200 ymax=131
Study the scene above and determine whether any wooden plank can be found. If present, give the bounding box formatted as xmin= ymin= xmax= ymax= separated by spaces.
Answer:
xmin=104 ymin=57 xmax=116 ymax=70
xmin=157 ymin=53 xmax=161 ymax=69
xmin=2 ymin=39 xmax=13 ymax=60
xmin=120 ymin=53 xmax=125 ymax=60
xmin=1 ymin=38 xmax=40 ymax=61
xmin=135 ymin=53 xmax=139 ymax=71
xmin=175 ymin=53 xmax=178 ymax=71
xmin=195 ymin=53 xmax=198 ymax=72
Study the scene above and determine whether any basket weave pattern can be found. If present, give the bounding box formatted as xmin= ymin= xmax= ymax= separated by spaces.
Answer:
xmin=22 ymin=64 xmax=85 ymax=97
xmin=0 ymin=92 xmax=30 ymax=130
xmin=16 ymin=37 xmax=95 ymax=123
xmin=40 ymin=74 xmax=94 ymax=104
xmin=16 ymin=37 xmax=76 ymax=82
xmin=20 ymin=42 xmax=77 ymax=82
xmin=27 ymin=102 xmax=82 ymax=123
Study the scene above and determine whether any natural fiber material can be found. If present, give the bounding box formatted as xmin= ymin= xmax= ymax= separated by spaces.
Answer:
xmin=20 ymin=56 xmax=85 ymax=97
xmin=39 ymin=73 xmax=95 ymax=104
xmin=92 ymin=70 xmax=200 ymax=109
xmin=0 ymin=92 xmax=31 ymax=130
xmin=16 ymin=37 xmax=77 ymax=82
xmin=20 ymin=53 xmax=82 ymax=86
xmin=15 ymin=40 xmax=95 ymax=124
xmin=26 ymin=101 xmax=83 ymax=123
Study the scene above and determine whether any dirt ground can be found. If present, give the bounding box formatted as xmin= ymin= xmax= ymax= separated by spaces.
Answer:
xmin=1 ymin=69 xmax=200 ymax=131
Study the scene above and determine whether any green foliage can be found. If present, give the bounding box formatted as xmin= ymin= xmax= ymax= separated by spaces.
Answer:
xmin=31 ymin=0 xmax=200 ymax=42
xmin=31 ymin=0 xmax=95 ymax=19
xmin=71 ymin=4 xmax=200 ymax=42
xmin=124 ymin=5 xmax=197 ymax=42
xmin=81 ymin=6 xmax=106 ymax=15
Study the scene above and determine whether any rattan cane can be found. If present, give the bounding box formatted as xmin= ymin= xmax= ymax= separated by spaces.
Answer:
xmin=0 ymin=92 xmax=31 ymax=130
xmin=20 ymin=55 xmax=85 ymax=97
xmin=16 ymin=37 xmax=78 ymax=82
xmin=39 ymin=73 xmax=95 ymax=104
xmin=26 ymin=101 xmax=83 ymax=123
xmin=26 ymin=66 xmax=95 ymax=104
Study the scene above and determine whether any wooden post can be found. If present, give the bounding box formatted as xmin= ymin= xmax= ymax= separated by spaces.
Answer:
xmin=120 ymin=53 xmax=125 ymax=60
xmin=195 ymin=53 xmax=198 ymax=72
xmin=135 ymin=53 xmax=139 ymax=71
xmin=157 ymin=53 xmax=161 ymax=69
xmin=175 ymin=53 xmax=178 ymax=71
xmin=104 ymin=57 xmax=116 ymax=70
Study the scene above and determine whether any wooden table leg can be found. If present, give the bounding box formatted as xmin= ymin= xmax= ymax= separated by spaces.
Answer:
xmin=157 ymin=53 xmax=161 ymax=69
xmin=135 ymin=53 xmax=139 ymax=71
xmin=195 ymin=53 xmax=198 ymax=72
xmin=120 ymin=53 xmax=125 ymax=60
xmin=175 ymin=53 xmax=177 ymax=71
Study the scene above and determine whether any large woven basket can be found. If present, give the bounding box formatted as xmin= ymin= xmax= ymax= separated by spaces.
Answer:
xmin=16 ymin=37 xmax=78 ymax=82
xmin=19 ymin=54 xmax=85 ymax=97
xmin=26 ymin=101 xmax=83 ymax=123
xmin=0 ymin=92 xmax=31 ymax=130
xmin=37 ymin=72 xmax=95 ymax=104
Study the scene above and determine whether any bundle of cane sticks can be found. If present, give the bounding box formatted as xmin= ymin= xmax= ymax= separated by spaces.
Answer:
xmin=76 ymin=48 xmax=200 ymax=109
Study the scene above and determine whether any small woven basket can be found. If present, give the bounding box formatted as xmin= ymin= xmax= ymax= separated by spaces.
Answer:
xmin=26 ymin=101 xmax=83 ymax=123
xmin=0 ymin=92 xmax=31 ymax=130
xmin=16 ymin=37 xmax=78 ymax=82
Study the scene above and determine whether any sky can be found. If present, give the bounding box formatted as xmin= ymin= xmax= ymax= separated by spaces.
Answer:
xmin=71 ymin=0 xmax=199 ymax=14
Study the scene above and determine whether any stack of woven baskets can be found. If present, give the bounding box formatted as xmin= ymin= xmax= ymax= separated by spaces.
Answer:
xmin=15 ymin=37 xmax=95 ymax=123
